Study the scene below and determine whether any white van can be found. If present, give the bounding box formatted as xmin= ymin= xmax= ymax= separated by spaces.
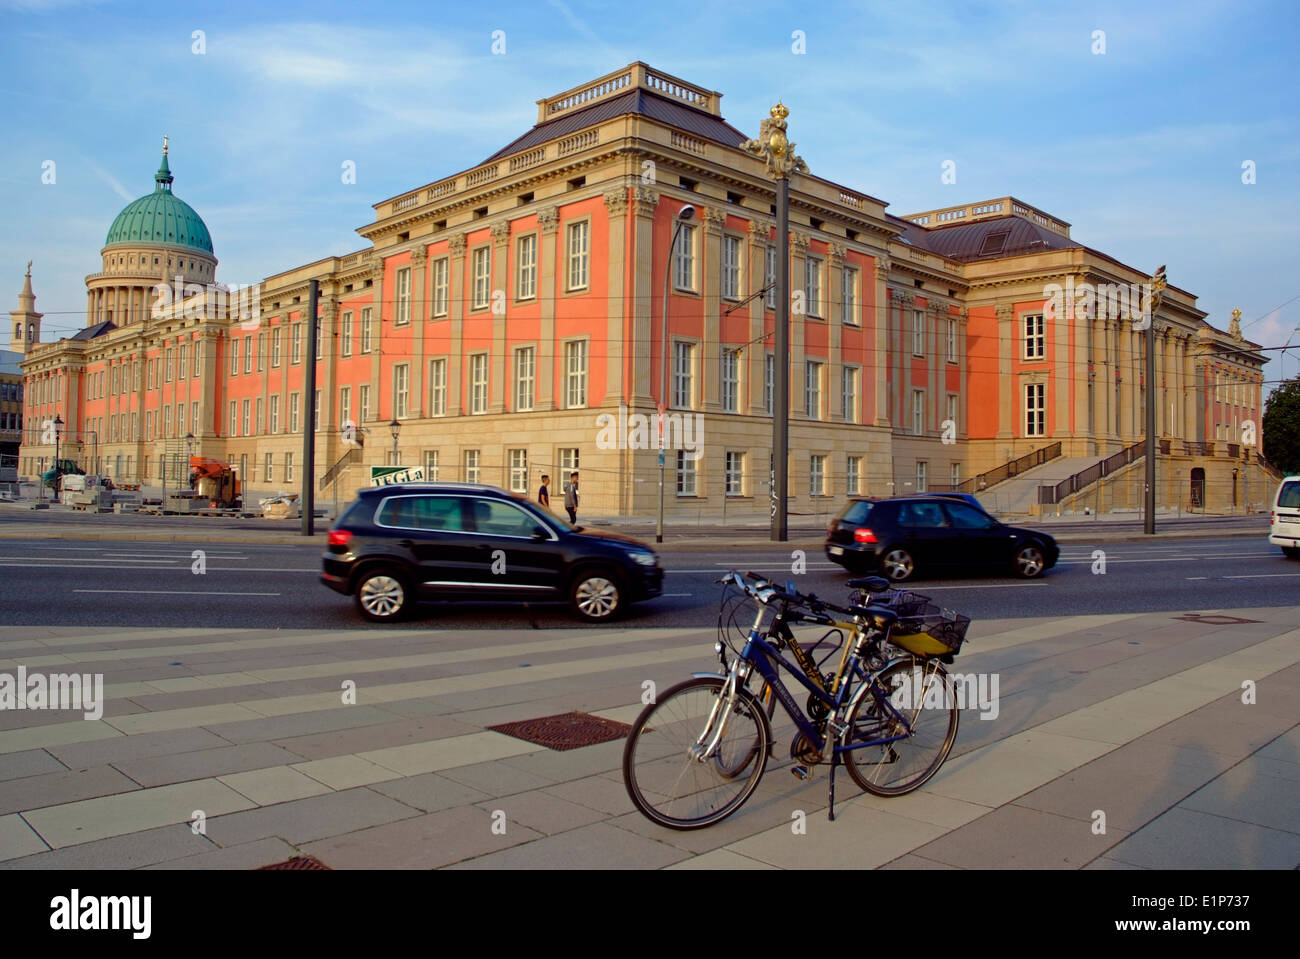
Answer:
xmin=1269 ymin=476 xmax=1300 ymax=559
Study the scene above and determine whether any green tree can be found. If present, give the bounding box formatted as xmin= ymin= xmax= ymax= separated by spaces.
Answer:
xmin=1262 ymin=376 xmax=1300 ymax=475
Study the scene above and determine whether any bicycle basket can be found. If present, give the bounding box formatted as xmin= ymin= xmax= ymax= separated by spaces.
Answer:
xmin=889 ymin=603 xmax=971 ymax=657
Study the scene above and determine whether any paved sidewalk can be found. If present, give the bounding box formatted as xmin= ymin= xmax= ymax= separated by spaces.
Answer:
xmin=0 ymin=605 xmax=1295 ymax=869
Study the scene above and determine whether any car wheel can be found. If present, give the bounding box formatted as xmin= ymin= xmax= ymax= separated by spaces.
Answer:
xmin=1014 ymin=544 xmax=1046 ymax=578
xmin=570 ymin=569 xmax=623 ymax=622
xmin=354 ymin=567 xmax=411 ymax=622
xmin=880 ymin=547 xmax=915 ymax=582
xmin=1283 ymin=547 xmax=1300 ymax=560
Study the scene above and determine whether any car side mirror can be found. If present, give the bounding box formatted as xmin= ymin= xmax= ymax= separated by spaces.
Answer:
xmin=531 ymin=526 xmax=548 ymax=542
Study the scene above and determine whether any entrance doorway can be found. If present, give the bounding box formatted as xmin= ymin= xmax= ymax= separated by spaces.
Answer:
xmin=1190 ymin=468 xmax=1205 ymax=510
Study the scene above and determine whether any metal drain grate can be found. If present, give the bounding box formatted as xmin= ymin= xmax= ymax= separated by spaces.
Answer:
xmin=258 ymin=855 xmax=332 ymax=870
xmin=489 ymin=711 xmax=634 ymax=751
xmin=1172 ymin=614 xmax=1263 ymax=626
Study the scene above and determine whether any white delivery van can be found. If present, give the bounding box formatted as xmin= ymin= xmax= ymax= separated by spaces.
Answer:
xmin=1268 ymin=476 xmax=1300 ymax=559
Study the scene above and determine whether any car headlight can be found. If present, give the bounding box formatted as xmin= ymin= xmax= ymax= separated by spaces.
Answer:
xmin=627 ymin=550 xmax=658 ymax=566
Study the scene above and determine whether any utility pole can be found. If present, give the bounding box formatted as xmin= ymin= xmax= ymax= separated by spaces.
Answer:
xmin=302 ymin=279 xmax=318 ymax=536
xmin=1144 ymin=265 xmax=1166 ymax=535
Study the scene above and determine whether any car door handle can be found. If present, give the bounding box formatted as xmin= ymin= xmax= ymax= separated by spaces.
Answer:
xmin=397 ymin=539 xmax=414 ymax=548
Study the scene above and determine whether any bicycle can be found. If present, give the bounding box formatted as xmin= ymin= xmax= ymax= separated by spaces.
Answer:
xmin=622 ymin=571 xmax=968 ymax=829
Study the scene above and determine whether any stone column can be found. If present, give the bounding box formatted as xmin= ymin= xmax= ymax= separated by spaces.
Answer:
xmin=536 ymin=208 xmax=560 ymax=410
xmin=409 ymin=248 xmax=427 ymax=417
xmin=627 ymin=189 xmax=657 ymax=406
xmin=995 ymin=303 xmax=1013 ymax=439
xmin=701 ymin=206 xmax=725 ymax=413
xmin=872 ymin=258 xmax=890 ymax=427
xmin=929 ymin=301 xmax=945 ymax=433
xmin=827 ymin=242 xmax=845 ymax=421
xmin=319 ymin=296 xmax=338 ymax=433
xmin=747 ymin=219 xmax=771 ymax=415
xmin=602 ymin=189 xmax=630 ymax=406
xmin=447 ymin=234 xmax=467 ymax=415
xmin=489 ymin=221 xmax=510 ymax=413
xmin=366 ymin=255 xmax=385 ymax=423
xmin=790 ymin=232 xmax=809 ymax=418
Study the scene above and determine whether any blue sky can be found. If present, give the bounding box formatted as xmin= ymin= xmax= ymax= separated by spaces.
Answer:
xmin=2 ymin=0 xmax=1298 ymax=387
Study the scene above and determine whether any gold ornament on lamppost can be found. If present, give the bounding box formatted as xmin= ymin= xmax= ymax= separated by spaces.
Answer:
xmin=743 ymin=101 xmax=808 ymax=179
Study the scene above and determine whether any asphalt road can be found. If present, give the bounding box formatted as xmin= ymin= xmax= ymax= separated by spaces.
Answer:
xmin=0 ymin=532 xmax=1293 ymax=631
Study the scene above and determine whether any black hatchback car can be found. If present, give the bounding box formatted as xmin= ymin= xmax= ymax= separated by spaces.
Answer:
xmin=825 ymin=495 xmax=1059 ymax=581
xmin=321 ymin=483 xmax=663 ymax=623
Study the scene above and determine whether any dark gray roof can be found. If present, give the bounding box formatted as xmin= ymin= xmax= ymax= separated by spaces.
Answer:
xmin=893 ymin=214 xmax=1078 ymax=262
xmin=71 ymin=320 xmax=116 ymax=341
xmin=483 ymin=89 xmax=750 ymax=164
xmin=0 ymin=350 xmax=22 ymax=376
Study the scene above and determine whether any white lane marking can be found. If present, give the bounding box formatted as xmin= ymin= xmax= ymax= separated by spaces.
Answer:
xmin=1186 ymin=577 xmax=1209 ymax=580
xmin=661 ymin=592 xmax=693 ymax=597
xmin=73 ymin=589 xmax=281 ymax=596
xmin=1221 ymin=573 xmax=1300 ymax=579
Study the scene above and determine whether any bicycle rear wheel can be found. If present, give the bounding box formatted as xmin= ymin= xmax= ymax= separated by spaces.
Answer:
xmin=623 ymin=676 xmax=771 ymax=830
xmin=843 ymin=658 xmax=958 ymax=796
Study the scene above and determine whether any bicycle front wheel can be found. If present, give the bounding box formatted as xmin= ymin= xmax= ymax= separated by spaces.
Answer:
xmin=843 ymin=658 xmax=958 ymax=797
xmin=623 ymin=676 xmax=771 ymax=830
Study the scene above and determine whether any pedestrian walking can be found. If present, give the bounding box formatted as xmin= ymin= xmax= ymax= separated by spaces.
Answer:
xmin=563 ymin=471 xmax=579 ymax=524
xmin=538 ymin=474 xmax=551 ymax=510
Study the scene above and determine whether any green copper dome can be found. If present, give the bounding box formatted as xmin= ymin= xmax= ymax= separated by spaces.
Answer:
xmin=104 ymin=151 xmax=214 ymax=256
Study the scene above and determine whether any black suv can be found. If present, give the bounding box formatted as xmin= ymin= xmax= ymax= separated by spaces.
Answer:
xmin=321 ymin=483 xmax=663 ymax=623
xmin=825 ymin=495 xmax=1059 ymax=581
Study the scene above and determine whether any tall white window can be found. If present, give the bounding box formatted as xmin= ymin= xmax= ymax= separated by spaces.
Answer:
xmin=424 ymin=450 xmax=439 ymax=481
xmin=472 ymin=247 xmax=491 ymax=309
xmin=810 ymin=454 xmax=826 ymax=496
xmin=915 ymin=460 xmax=927 ymax=493
xmin=516 ymin=236 xmax=537 ymax=300
xmin=361 ymin=308 xmax=373 ymax=354
xmin=950 ymin=463 xmax=961 ymax=488
xmin=178 ymin=346 xmax=187 ymax=379
xmin=359 ymin=385 xmax=370 ymax=423
xmin=805 ymin=256 xmax=822 ymax=317
xmin=566 ymin=221 xmax=589 ymax=290
xmin=913 ymin=310 xmax=925 ymax=356
xmin=676 ymin=449 xmax=697 ymax=496
xmin=805 ymin=360 xmax=822 ymax=419
xmin=946 ymin=394 xmax=958 ymax=434
xmin=841 ymin=366 xmax=859 ymax=423
xmin=432 ymin=258 xmax=449 ymax=317
xmin=721 ymin=350 xmax=739 ymax=413
xmin=765 ymin=245 xmax=776 ymax=309
xmin=290 ymin=392 xmax=300 ymax=433
xmin=291 ymin=323 xmax=302 ymax=364
xmin=256 ymin=332 xmax=266 ymax=372
xmin=245 ymin=336 xmax=254 ymax=373
xmin=164 ymin=406 xmax=172 ymax=438
xmin=341 ymin=311 xmax=353 ymax=356
xmin=463 ymin=449 xmax=481 ymax=483
xmin=226 ymin=402 xmax=234 ymax=437
xmin=286 ymin=452 xmax=294 ymax=482
xmin=673 ymin=342 xmax=695 ymax=409
xmin=515 ymin=347 xmax=535 ymax=412
xmin=946 ymin=318 xmax=958 ymax=362
xmin=842 ymin=266 xmax=858 ymax=325
xmin=395 ymin=267 xmax=411 ymax=325
xmin=721 ymin=235 xmax=742 ymax=301
xmin=264 ymin=452 xmax=273 ymax=482
xmin=315 ymin=321 xmax=323 ymax=362
xmin=912 ymin=389 xmax=925 ymax=435
xmin=765 ymin=353 xmax=774 ymax=415
xmin=1023 ymin=313 xmax=1045 ymax=360
xmin=241 ymin=399 xmax=250 ymax=436
xmin=429 ymin=359 xmax=447 ymax=415
xmin=565 ymin=340 xmax=588 ymax=408
xmin=339 ymin=387 xmax=350 ymax=431
xmin=673 ymin=225 xmax=696 ymax=291
xmin=847 ymin=456 xmax=861 ymax=495
xmin=559 ymin=448 xmax=580 ymax=474
xmin=470 ymin=354 xmax=488 ymax=414
xmin=1025 ymin=383 xmax=1046 ymax=436
xmin=393 ymin=363 xmax=409 ymax=419
xmin=230 ymin=338 xmax=239 ymax=375
xmin=509 ymin=449 xmax=528 ymax=493
xmin=725 ymin=452 xmax=744 ymax=496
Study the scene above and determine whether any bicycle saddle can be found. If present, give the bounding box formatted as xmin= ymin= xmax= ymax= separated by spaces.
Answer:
xmin=846 ymin=576 xmax=890 ymax=593
xmin=849 ymin=604 xmax=898 ymax=629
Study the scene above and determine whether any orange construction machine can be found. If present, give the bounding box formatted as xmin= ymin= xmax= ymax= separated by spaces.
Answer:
xmin=188 ymin=457 xmax=242 ymax=509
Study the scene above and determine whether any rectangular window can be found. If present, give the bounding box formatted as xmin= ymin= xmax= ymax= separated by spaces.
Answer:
xmin=432 ymin=258 xmax=449 ymax=317
xmin=290 ymin=392 xmax=300 ymax=433
xmin=559 ymin=448 xmax=580 ymax=474
xmin=291 ymin=323 xmax=302 ymax=364
xmin=361 ymin=308 xmax=373 ymax=354
xmin=257 ymin=332 xmax=266 ymax=372
xmin=424 ymin=450 xmax=439 ymax=482
xmin=950 ymin=462 xmax=961 ymax=488
xmin=178 ymin=346 xmax=186 ymax=380
xmin=164 ymin=349 xmax=172 ymax=383
xmin=912 ymin=389 xmax=925 ymax=435
xmin=514 ymin=347 xmax=535 ymax=412
xmin=264 ymin=452 xmax=273 ymax=483
xmin=721 ymin=350 xmax=738 ymax=413
xmin=395 ymin=267 xmax=411 ymax=325
xmin=464 ymin=449 xmax=480 ymax=483
xmin=472 ymin=247 xmax=491 ymax=309
xmin=470 ymin=354 xmax=488 ymax=414
xmin=271 ymin=328 xmax=282 ymax=367
xmin=805 ymin=256 xmax=822 ymax=317
xmin=565 ymin=341 xmax=588 ymax=409
xmin=805 ymin=360 xmax=822 ymax=419
xmin=810 ymin=454 xmax=826 ymax=497
xmin=508 ymin=449 xmax=528 ymax=493
xmin=842 ymin=366 xmax=859 ymax=423
xmin=841 ymin=266 xmax=858 ymax=325
xmin=673 ymin=224 xmax=696 ymax=292
xmin=270 ymin=395 xmax=280 ymax=434
xmin=341 ymin=312 xmax=353 ymax=357
xmin=566 ymin=221 xmax=589 ymax=290
xmin=676 ymin=449 xmax=697 ymax=496
xmin=315 ymin=320 xmax=323 ymax=362
xmin=1025 ymin=383 xmax=1046 ymax=436
xmin=314 ymin=389 xmax=321 ymax=431
xmin=164 ymin=406 xmax=172 ymax=438
xmin=191 ymin=402 xmax=199 ymax=435
xmin=429 ymin=359 xmax=446 ymax=416
xmin=393 ymin=363 xmax=409 ymax=419
xmin=359 ymin=385 xmax=370 ymax=423
xmin=765 ymin=353 xmax=774 ymax=416
xmin=226 ymin=402 xmax=235 ymax=437
xmin=245 ymin=335 xmax=254 ymax=373
xmin=1023 ymin=313 xmax=1045 ymax=360
xmin=847 ymin=455 xmax=861 ymax=495
xmin=177 ymin=404 xmax=185 ymax=436
xmin=725 ymin=452 xmax=744 ymax=496
xmin=916 ymin=461 xmax=928 ymax=493
xmin=516 ymin=235 xmax=537 ymax=300
xmin=946 ymin=394 xmax=958 ymax=434
xmin=241 ymin=399 xmax=250 ymax=437
xmin=765 ymin=245 xmax=776 ymax=309
xmin=339 ymin=387 xmax=350 ymax=431
xmin=673 ymin=342 xmax=695 ymax=409
xmin=913 ymin=310 xmax=925 ymax=357
xmin=230 ymin=339 xmax=239 ymax=375
xmin=286 ymin=452 xmax=294 ymax=482
xmin=255 ymin=397 xmax=264 ymax=434
xmin=721 ymin=235 xmax=742 ymax=301
xmin=946 ymin=318 xmax=957 ymax=362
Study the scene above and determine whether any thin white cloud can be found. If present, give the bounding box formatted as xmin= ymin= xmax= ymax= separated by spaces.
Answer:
xmin=81 ymin=156 xmax=132 ymax=203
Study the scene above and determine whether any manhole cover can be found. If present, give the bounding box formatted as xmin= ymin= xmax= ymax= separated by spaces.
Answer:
xmin=1172 ymin=614 xmax=1263 ymax=626
xmin=489 ymin=711 xmax=633 ymax=751
xmin=258 ymin=855 xmax=331 ymax=870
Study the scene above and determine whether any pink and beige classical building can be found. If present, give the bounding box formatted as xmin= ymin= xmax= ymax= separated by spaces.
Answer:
xmin=16 ymin=62 xmax=1276 ymax=516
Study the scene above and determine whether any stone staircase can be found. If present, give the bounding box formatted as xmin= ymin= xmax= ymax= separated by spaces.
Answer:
xmin=976 ymin=456 xmax=1108 ymax=518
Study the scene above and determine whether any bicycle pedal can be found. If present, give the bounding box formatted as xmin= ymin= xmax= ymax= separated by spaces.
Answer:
xmin=791 ymin=766 xmax=811 ymax=781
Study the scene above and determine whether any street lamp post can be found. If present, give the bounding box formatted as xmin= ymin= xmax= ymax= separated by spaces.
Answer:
xmin=743 ymin=102 xmax=805 ymax=541
xmin=185 ymin=432 xmax=194 ymax=487
xmin=657 ymin=204 xmax=696 ymax=544
xmin=389 ymin=419 xmax=401 ymax=468
xmin=1144 ymin=265 xmax=1166 ymax=535
xmin=53 ymin=414 xmax=63 ymax=501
